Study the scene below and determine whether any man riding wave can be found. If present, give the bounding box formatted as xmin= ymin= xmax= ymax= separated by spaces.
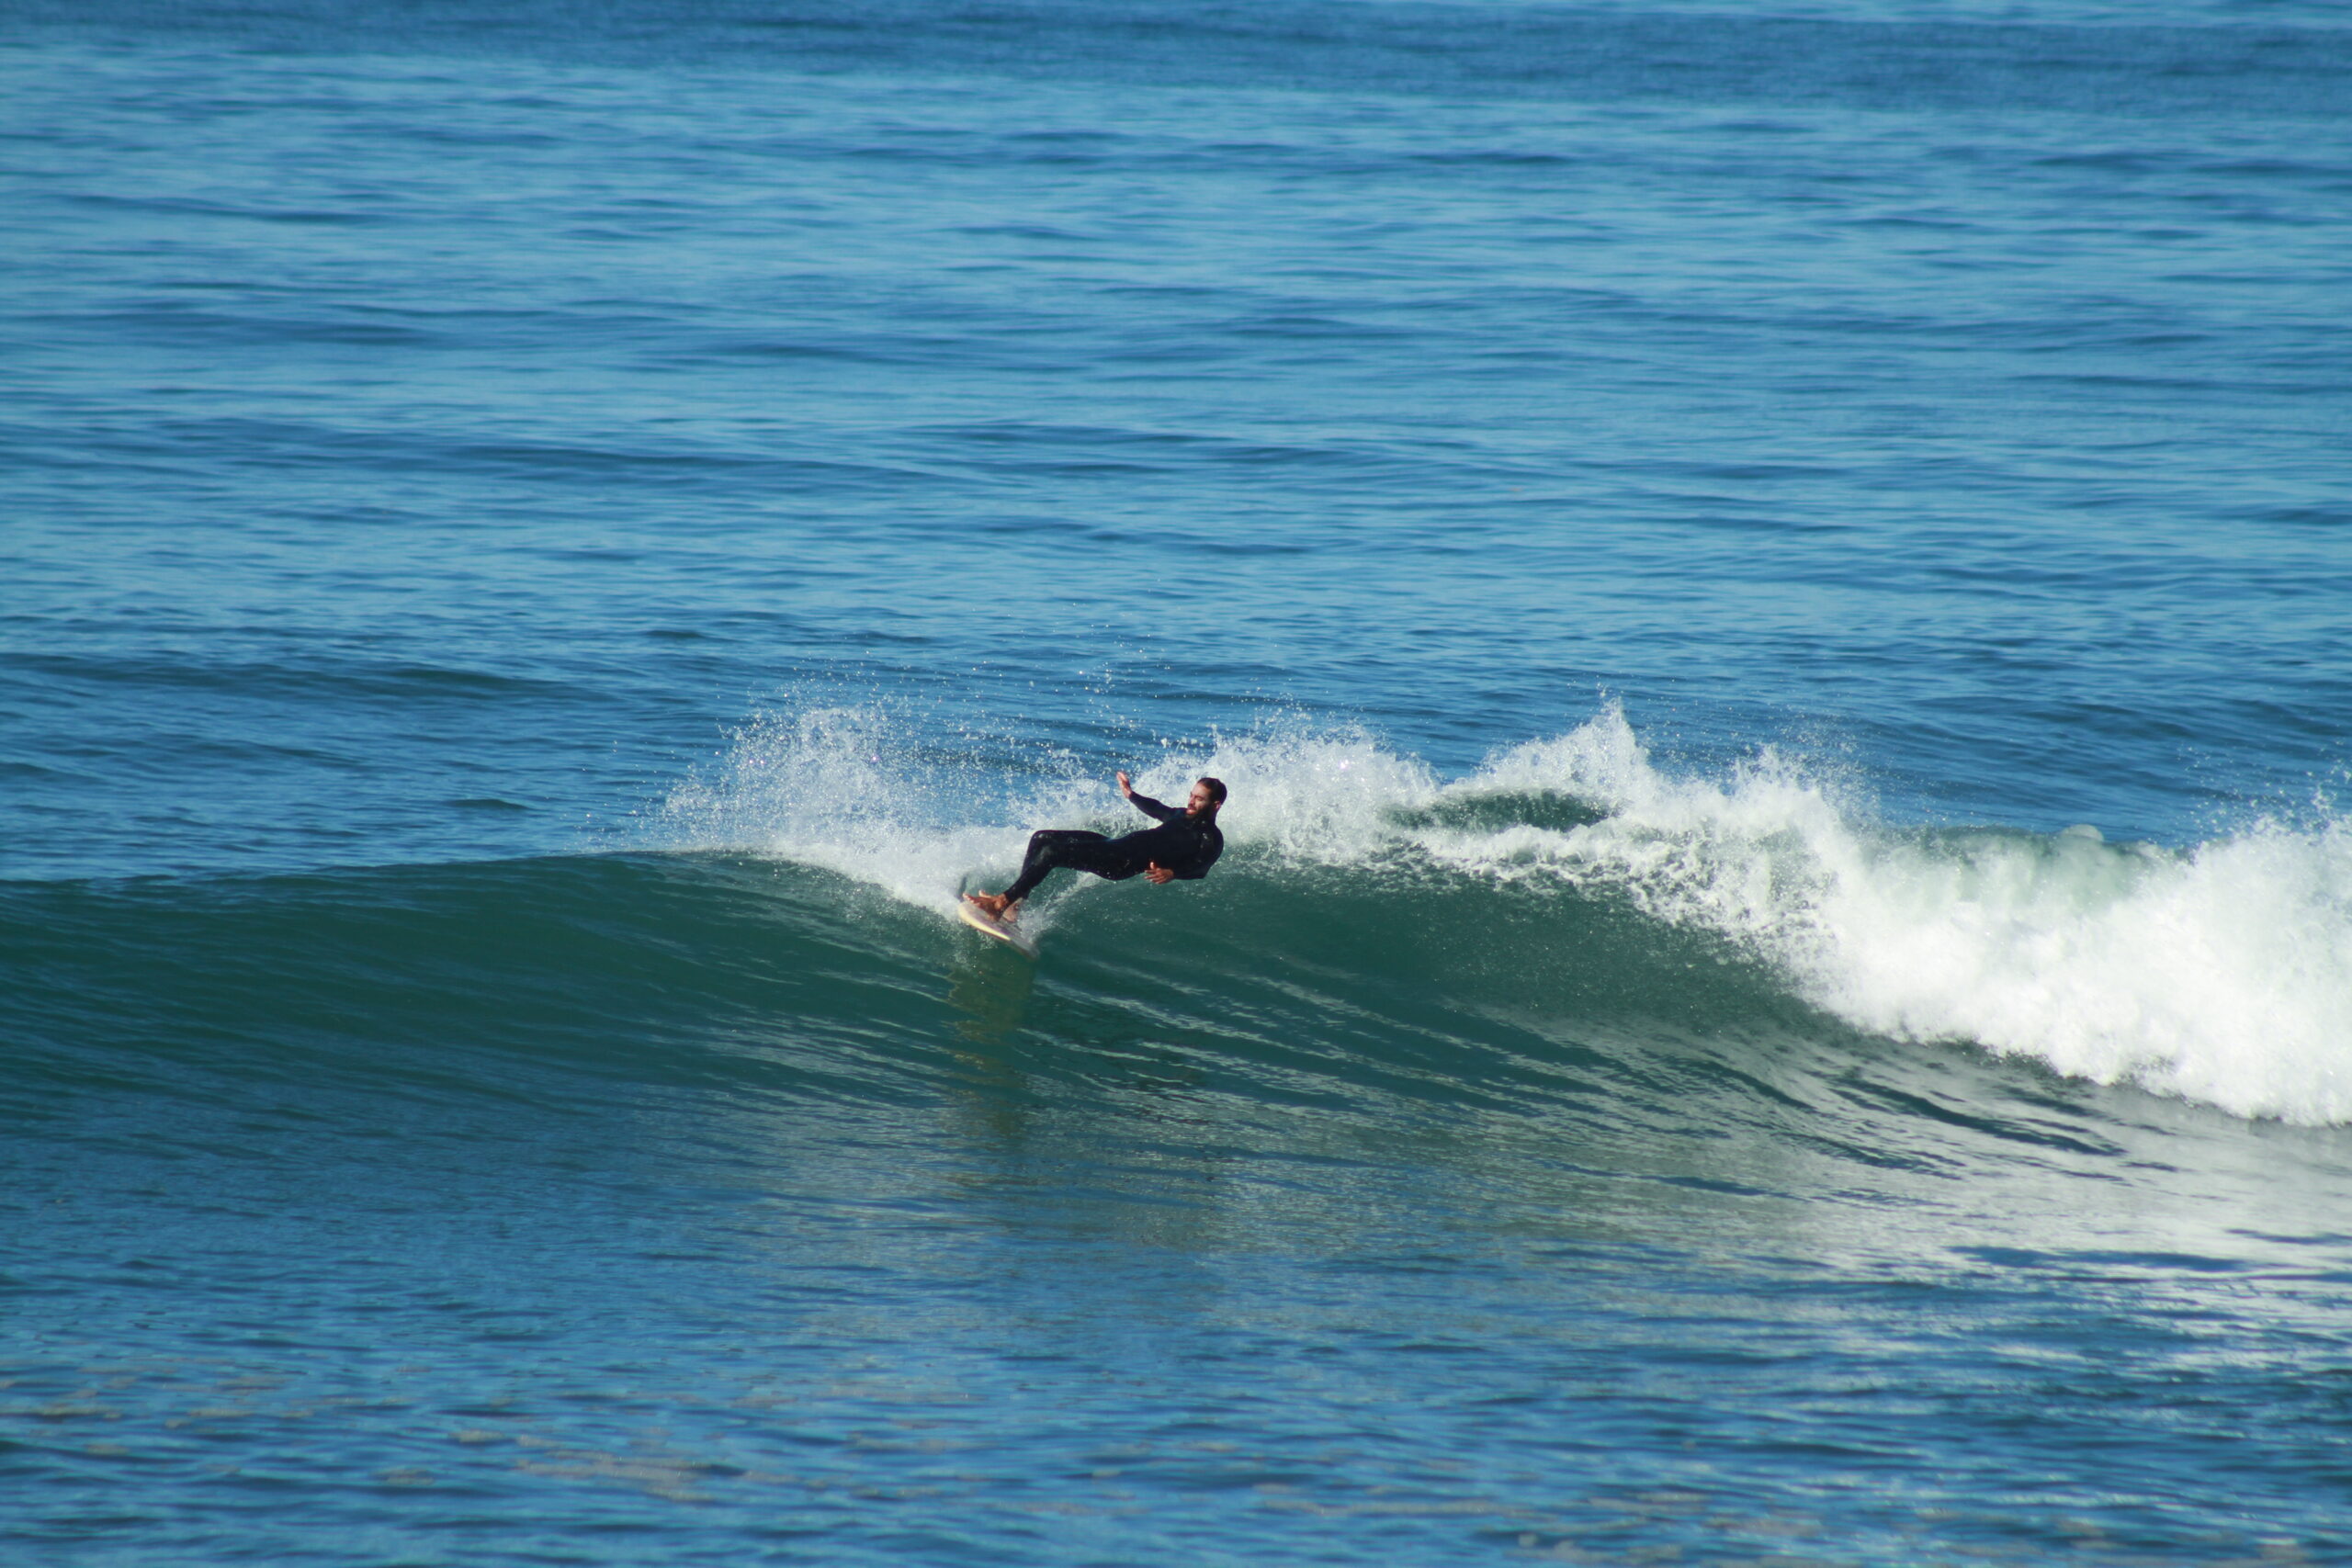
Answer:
xmin=965 ymin=773 xmax=1226 ymax=925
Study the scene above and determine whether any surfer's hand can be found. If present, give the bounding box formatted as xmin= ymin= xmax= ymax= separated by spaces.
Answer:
xmin=1116 ymin=771 xmax=1133 ymax=797
xmin=1145 ymin=862 xmax=1175 ymax=885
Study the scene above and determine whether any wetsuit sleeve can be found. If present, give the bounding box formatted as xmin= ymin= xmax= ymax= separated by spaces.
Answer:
xmin=1125 ymin=790 xmax=1182 ymax=824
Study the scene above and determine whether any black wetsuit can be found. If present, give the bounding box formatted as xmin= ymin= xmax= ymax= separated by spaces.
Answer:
xmin=1001 ymin=791 xmax=1224 ymax=905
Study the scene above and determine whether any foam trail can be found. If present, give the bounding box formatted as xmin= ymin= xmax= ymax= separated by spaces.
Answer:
xmin=666 ymin=704 xmax=2352 ymax=1124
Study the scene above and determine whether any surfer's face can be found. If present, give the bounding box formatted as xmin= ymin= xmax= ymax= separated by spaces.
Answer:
xmin=1186 ymin=781 xmax=1219 ymax=818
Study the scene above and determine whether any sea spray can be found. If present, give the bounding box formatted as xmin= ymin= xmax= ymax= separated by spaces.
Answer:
xmin=1123 ymin=727 xmax=1440 ymax=867
xmin=662 ymin=706 xmax=1030 ymax=909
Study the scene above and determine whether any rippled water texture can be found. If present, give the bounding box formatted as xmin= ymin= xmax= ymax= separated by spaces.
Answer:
xmin=4 ymin=1 xmax=2350 ymax=1562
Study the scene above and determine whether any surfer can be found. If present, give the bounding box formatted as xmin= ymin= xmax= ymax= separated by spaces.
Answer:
xmin=965 ymin=773 xmax=1227 ymax=925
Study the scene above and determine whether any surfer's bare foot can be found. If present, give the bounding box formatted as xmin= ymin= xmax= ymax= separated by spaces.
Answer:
xmin=967 ymin=892 xmax=1012 ymax=919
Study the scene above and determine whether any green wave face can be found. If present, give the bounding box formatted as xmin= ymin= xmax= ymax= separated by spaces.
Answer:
xmin=2 ymin=829 xmax=2323 ymax=1201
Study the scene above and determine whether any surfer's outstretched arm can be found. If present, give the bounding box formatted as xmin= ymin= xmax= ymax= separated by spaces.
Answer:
xmin=1116 ymin=771 xmax=1182 ymax=823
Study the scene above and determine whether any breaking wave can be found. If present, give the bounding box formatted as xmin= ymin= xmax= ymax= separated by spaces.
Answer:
xmin=664 ymin=704 xmax=2352 ymax=1125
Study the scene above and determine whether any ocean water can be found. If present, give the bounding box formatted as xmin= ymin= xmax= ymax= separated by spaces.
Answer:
xmin=5 ymin=0 xmax=2352 ymax=1562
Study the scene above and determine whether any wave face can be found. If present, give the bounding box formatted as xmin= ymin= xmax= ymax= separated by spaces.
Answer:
xmin=669 ymin=705 xmax=2352 ymax=1126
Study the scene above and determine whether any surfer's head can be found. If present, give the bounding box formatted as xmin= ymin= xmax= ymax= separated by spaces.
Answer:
xmin=1188 ymin=777 xmax=1227 ymax=818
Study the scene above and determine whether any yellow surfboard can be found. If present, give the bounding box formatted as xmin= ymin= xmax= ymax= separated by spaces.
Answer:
xmin=957 ymin=897 xmax=1039 ymax=958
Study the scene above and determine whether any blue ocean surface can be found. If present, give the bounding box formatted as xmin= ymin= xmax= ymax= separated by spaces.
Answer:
xmin=4 ymin=0 xmax=2351 ymax=1562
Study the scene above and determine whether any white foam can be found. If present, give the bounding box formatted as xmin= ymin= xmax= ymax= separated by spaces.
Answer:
xmin=1134 ymin=726 xmax=1440 ymax=866
xmin=1423 ymin=706 xmax=2352 ymax=1126
xmin=659 ymin=706 xmax=1089 ymax=915
xmin=661 ymin=708 xmax=1447 ymax=914
xmin=663 ymin=703 xmax=2352 ymax=1124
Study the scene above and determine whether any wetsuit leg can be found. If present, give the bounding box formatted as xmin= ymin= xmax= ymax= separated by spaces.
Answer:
xmin=1002 ymin=829 xmax=1144 ymax=903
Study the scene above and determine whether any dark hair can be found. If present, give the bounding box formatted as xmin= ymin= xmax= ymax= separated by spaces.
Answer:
xmin=1196 ymin=776 xmax=1227 ymax=806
